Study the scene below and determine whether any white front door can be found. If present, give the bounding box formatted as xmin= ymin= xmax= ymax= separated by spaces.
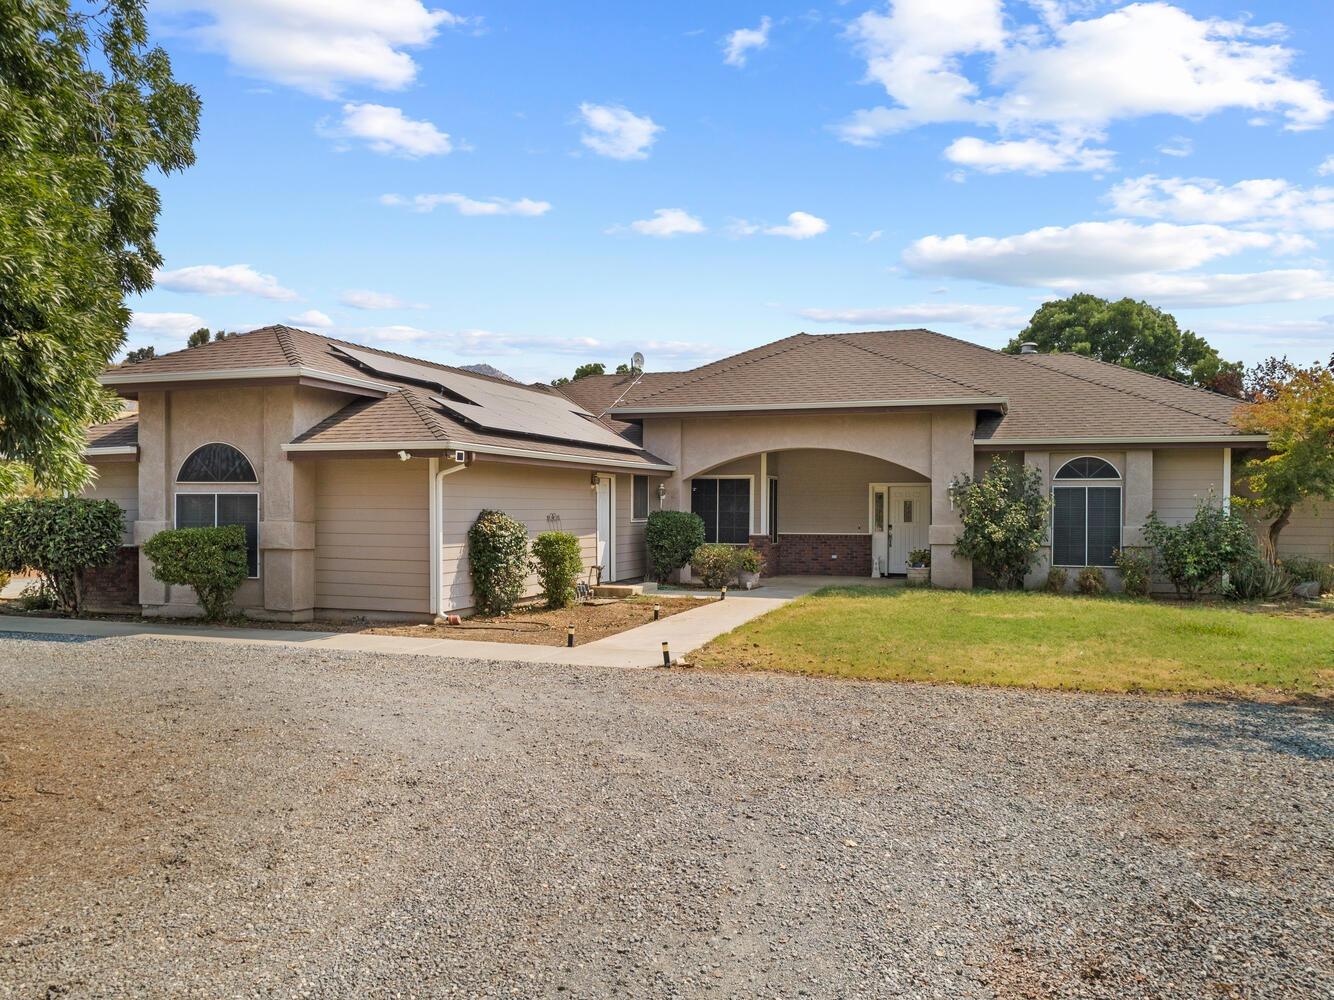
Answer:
xmin=869 ymin=485 xmax=890 ymax=577
xmin=888 ymin=485 xmax=930 ymax=574
xmin=594 ymin=475 xmax=613 ymax=582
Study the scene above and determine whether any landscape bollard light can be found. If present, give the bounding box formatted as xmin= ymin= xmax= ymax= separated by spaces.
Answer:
xmin=567 ymin=625 xmax=574 ymax=648
xmin=720 ymin=586 xmax=727 ymax=600
xmin=661 ymin=640 xmax=671 ymax=667
xmin=653 ymin=603 xmax=661 ymax=621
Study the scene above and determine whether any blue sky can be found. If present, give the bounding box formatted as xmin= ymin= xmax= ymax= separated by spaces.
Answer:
xmin=129 ymin=0 xmax=1334 ymax=382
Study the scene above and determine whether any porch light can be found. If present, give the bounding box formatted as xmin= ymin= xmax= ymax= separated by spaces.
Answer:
xmin=657 ymin=482 xmax=667 ymax=502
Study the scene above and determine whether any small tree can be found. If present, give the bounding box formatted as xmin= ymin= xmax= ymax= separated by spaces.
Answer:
xmin=142 ymin=525 xmax=247 ymax=620
xmin=645 ymin=510 xmax=706 ymax=582
xmin=1232 ymin=362 xmax=1334 ymax=556
xmin=530 ymin=531 xmax=583 ymax=609
xmin=467 ymin=510 xmax=529 ymax=615
xmin=950 ymin=456 xmax=1051 ymax=589
xmin=1142 ymin=497 xmax=1258 ymax=600
xmin=187 ymin=327 xmax=211 ymax=348
xmin=0 ymin=497 xmax=124 ymax=614
xmin=125 ymin=345 xmax=156 ymax=363
xmin=691 ymin=544 xmax=739 ymax=588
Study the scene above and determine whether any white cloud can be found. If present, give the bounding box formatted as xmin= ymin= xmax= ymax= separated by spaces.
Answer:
xmin=128 ymin=311 xmax=207 ymax=339
xmin=1089 ymin=269 xmax=1334 ymax=307
xmin=166 ymin=0 xmax=467 ymax=98
xmin=157 ymin=264 xmax=298 ymax=301
xmin=944 ymin=134 xmax=1112 ymax=173
xmin=578 ymin=103 xmax=662 ymax=160
xmin=289 ymin=309 xmax=333 ymax=327
xmin=380 ymin=192 xmax=551 ymax=216
xmin=339 ymin=289 xmax=423 ymax=310
xmin=1158 ymin=135 xmax=1194 ymax=158
xmin=615 ymin=208 xmax=706 ymax=238
xmin=350 ymin=327 xmax=724 ymax=367
xmin=723 ymin=16 xmax=772 ymax=67
xmin=1108 ymin=175 xmax=1334 ymax=230
xmin=1317 ymin=155 xmax=1334 ymax=176
xmin=903 ymin=220 xmax=1307 ymax=286
xmin=839 ymin=2 xmax=1332 ymax=172
xmin=324 ymin=103 xmax=451 ymax=157
xmin=764 ymin=211 xmax=829 ymax=239
xmin=798 ymin=303 xmax=1026 ymax=328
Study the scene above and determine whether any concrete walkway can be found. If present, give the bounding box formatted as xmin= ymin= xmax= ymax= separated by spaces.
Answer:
xmin=0 ymin=590 xmax=794 ymax=668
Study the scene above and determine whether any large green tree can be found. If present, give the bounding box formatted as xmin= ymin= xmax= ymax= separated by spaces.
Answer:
xmin=0 ymin=0 xmax=200 ymax=493
xmin=1004 ymin=294 xmax=1241 ymax=394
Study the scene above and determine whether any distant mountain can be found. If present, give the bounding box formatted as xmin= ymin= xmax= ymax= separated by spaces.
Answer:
xmin=460 ymin=363 xmax=517 ymax=382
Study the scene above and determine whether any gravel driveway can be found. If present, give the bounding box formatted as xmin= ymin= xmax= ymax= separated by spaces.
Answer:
xmin=1 ymin=633 xmax=1330 ymax=999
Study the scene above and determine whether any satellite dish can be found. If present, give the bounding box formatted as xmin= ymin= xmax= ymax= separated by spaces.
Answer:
xmin=631 ymin=351 xmax=645 ymax=371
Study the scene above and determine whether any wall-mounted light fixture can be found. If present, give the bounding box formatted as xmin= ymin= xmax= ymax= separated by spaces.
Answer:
xmin=657 ymin=482 xmax=667 ymax=503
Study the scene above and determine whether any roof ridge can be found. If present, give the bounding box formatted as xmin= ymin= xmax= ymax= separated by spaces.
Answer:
xmin=396 ymin=387 xmax=450 ymax=440
xmin=626 ymin=334 xmax=815 ymax=405
xmin=1020 ymin=354 xmax=1238 ymax=427
xmin=829 ymin=332 xmax=999 ymax=398
xmin=274 ymin=326 xmax=300 ymax=366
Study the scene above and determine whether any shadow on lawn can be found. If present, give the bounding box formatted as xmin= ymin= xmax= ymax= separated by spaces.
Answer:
xmin=1175 ymin=699 xmax=1334 ymax=760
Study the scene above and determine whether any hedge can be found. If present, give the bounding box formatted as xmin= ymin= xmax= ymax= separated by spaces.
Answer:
xmin=142 ymin=525 xmax=248 ymax=621
xmin=531 ymin=530 xmax=583 ymax=609
xmin=468 ymin=510 xmax=529 ymax=615
xmin=645 ymin=510 xmax=705 ymax=583
xmin=0 ymin=497 xmax=124 ymax=614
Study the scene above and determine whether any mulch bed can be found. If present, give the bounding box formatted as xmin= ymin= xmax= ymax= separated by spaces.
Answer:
xmin=366 ymin=596 xmax=715 ymax=646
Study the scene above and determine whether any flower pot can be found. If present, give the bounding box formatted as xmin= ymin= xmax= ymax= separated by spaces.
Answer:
xmin=739 ymin=569 xmax=761 ymax=590
xmin=906 ymin=566 xmax=930 ymax=586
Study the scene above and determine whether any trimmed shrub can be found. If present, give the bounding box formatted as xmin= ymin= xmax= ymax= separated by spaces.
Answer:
xmin=1043 ymin=567 xmax=1069 ymax=593
xmin=907 ymin=547 xmax=931 ymax=568
xmin=468 ymin=510 xmax=529 ymax=615
xmin=0 ymin=497 xmax=124 ymax=614
xmin=950 ymin=456 xmax=1052 ymax=590
xmin=691 ymin=544 xmax=739 ymax=588
xmin=736 ymin=547 xmax=765 ymax=574
xmin=1226 ymin=559 xmax=1295 ymax=602
xmin=1113 ymin=547 xmax=1153 ymax=598
xmin=645 ymin=510 xmax=706 ymax=583
xmin=531 ymin=531 xmax=583 ymax=609
xmin=1143 ymin=497 xmax=1258 ymax=600
xmin=0 ymin=568 xmax=9 ymax=593
xmin=1278 ymin=556 xmax=1334 ymax=594
xmin=18 ymin=580 xmax=57 ymax=611
xmin=143 ymin=525 xmax=248 ymax=621
xmin=1075 ymin=566 xmax=1107 ymax=596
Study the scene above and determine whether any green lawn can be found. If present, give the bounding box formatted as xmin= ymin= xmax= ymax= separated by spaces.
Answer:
xmin=692 ymin=587 xmax=1334 ymax=698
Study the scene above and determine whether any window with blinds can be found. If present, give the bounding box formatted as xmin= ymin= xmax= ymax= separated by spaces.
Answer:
xmin=690 ymin=478 xmax=751 ymax=544
xmin=1052 ymin=456 xmax=1122 ymax=567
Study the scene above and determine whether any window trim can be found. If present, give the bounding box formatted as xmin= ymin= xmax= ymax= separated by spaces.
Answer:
xmin=175 ymin=442 xmax=259 ymax=484
xmin=1053 ymin=455 xmax=1121 ymax=481
xmin=173 ymin=490 xmax=261 ymax=579
xmin=630 ymin=473 xmax=650 ymax=523
xmin=690 ymin=474 xmax=755 ymax=544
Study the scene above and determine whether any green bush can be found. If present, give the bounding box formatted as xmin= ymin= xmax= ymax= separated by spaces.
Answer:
xmin=0 ymin=497 xmax=124 ymax=614
xmin=950 ymin=456 xmax=1052 ymax=590
xmin=645 ymin=510 xmax=706 ymax=582
xmin=691 ymin=544 xmax=739 ymax=588
xmin=907 ymin=547 xmax=931 ymax=568
xmin=142 ymin=525 xmax=248 ymax=621
xmin=1226 ymin=560 xmax=1294 ymax=602
xmin=736 ymin=547 xmax=765 ymax=574
xmin=18 ymin=579 xmax=57 ymax=611
xmin=0 ymin=568 xmax=9 ymax=593
xmin=1143 ymin=498 xmax=1258 ymax=600
xmin=1113 ymin=547 xmax=1153 ymax=598
xmin=530 ymin=531 xmax=583 ymax=609
xmin=468 ymin=510 xmax=529 ymax=615
xmin=1043 ymin=567 xmax=1069 ymax=593
xmin=1278 ymin=556 xmax=1334 ymax=594
xmin=1076 ymin=566 xmax=1107 ymax=596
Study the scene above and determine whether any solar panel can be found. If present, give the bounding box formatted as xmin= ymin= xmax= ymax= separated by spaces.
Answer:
xmin=327 ymin=343 xmax=639 ymax=451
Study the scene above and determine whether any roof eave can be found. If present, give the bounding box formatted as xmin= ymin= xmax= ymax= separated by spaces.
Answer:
xmin=610 ymin=395 xmax=1009 ymax=417
xmin=974 ymin=433 xmax=1268 ymax=448
xmin=100 ymin=365 xmax=391 ymax=396
xmin=281 ymin=439 xmax=676 ymax=473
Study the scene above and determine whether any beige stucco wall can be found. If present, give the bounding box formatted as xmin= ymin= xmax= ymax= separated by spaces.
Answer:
xmin=314 ymin=458 xmax=431 ymax=616
xmin=775 ymin=450 xmax=925 ymax=534
xmin=82 ymin=462 xmax=139 ymax=545
xmin=441 ymin=462 xmax=599 ymax=613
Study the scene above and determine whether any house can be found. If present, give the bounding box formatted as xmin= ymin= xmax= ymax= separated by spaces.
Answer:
xmin=81 ymin=325 xmax=1330 ymax=618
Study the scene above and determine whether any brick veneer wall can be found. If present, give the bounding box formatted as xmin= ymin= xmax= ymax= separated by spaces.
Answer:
xmin=773 ymin=534 xmax=871 ymax=576
xmin=747 ymin=535 xmax=781 ymax=576
xmin=83 ymin=546 xmax=140 ymax=612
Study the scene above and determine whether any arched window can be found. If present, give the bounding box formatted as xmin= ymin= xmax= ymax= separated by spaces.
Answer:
xmin=174 ymin=444 xmax=259 ymax=578
xmin=1052 ymin=457 xmax=1122 ymax=568
xmin=177 ymin=443 xmax=257 ymax=483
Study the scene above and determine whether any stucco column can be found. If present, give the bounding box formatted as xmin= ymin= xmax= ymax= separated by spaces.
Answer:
xmin=1022 ymin=450 xmax=1051 ymax=589
xmin=258 ymin=387 xmax=317 ymax=621
xmin=928 ymin=410 xmax=974 ymax=589
xmin=134 ymin=391 xmax=169 ymax=607
xmin=643 ymin=418 xmax=685 ymax=511
xmin=1123 ymin=449 xmax=1154 ymax=546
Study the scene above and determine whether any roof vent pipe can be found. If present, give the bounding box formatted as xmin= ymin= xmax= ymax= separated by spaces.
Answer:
xmin=1019 ymin=342 xmax=1038 ymax=354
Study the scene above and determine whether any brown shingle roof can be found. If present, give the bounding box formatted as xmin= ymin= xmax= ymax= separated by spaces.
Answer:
xmin=85 ymin=413 xmax=138 ymax=449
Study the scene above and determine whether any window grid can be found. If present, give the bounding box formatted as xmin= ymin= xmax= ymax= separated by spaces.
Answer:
xmin=174 ymin=492 xmax=260 ymax=578
xmin=690 ymin=477 xmax=751 ymax=545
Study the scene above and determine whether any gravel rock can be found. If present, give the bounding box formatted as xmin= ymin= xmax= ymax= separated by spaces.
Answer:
xmin=0 ymin=633 xmax=1330 ymax=999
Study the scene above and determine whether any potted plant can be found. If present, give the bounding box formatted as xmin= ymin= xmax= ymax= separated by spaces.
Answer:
xmin=906 ymin=547 xmax=931 ymax=586
xmin=736 ymin=547 xmax=765 ymax=589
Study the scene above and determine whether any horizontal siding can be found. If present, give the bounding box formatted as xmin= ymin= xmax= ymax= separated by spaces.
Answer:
xmin=315 ymin=459 xmax=429 ymax=613
xmin=1276 ymin=500 xmax=1333 ymax=562
xmin=616 ymin=473 xmax=652 ymax=581
xmin=1151 ymin=448 xmax=1225 ymax=524
xmin=83 ymin=462 xmax=139 ymax=545
xmin=442 ymin=464 xmax=597 ymax=613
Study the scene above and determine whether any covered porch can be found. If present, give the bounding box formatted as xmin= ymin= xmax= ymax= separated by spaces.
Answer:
xmin=686 ymin=448 xmax=935 ymax=579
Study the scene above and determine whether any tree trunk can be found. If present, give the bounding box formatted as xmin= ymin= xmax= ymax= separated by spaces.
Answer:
xmin=1267 ymin=506 xmax=1292 ymax=564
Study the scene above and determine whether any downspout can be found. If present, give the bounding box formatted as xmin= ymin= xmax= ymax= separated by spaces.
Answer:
xmin=430 ymin=458 xmax=470 ymax=619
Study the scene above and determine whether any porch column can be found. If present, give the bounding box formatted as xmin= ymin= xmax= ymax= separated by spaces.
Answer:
xmin=643 ymin=418 xmax=685 ymax=511
xmin=928 ymin=411 xmax=974 ymax=589
xmin=1123 ymin=450 xmax=1154 ymax=546
xmin=1021 ymin=450 xmax=1051 ymax=589
xmin=258 ymin=386 xmax=317 ymax=622
xmin=134 ymin=390 xmax=169 ymax=608
xmin=758 ymin=451 xmax=769 ymax=535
